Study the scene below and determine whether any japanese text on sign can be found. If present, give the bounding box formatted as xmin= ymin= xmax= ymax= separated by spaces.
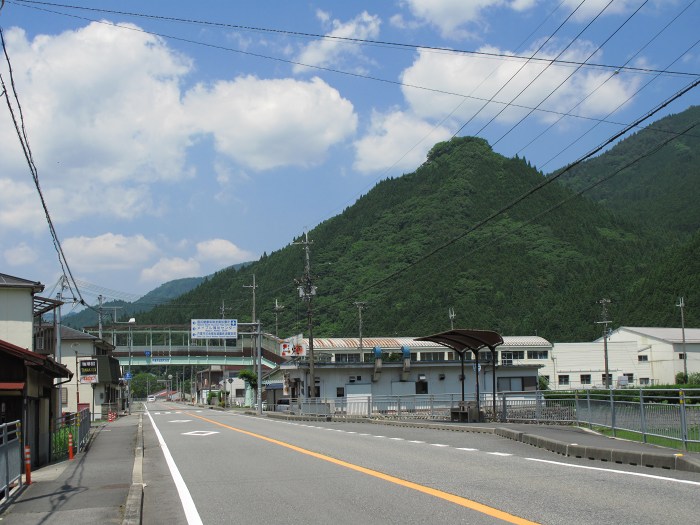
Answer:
xmin=191 ymin=319 xmax=238 ymax=339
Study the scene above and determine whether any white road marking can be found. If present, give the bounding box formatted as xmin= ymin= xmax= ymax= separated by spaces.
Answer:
xmin=487 ymin=452 xmax=512 ymax=457
xmin=389 ymin=437 xmax=404 ymax=441
xmin=431 ymin=444 xmax=449 ymax=447
xmin=169 ymin=420 xmax=193 ymax=423
xmin=408 ymin=440 xmax=425 ymax=444
xmin=457 ymin=447 xmax=478 ymax=451
xmin=146 ymin=411 xmax=203 ymax=525
xmin=525 ymin=457 xmax=700 ymax=486
xmin=182 ymin=431 xmax=219 ymax=436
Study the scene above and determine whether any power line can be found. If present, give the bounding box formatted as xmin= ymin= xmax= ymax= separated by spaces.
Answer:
xmin=0 ymin=27 xmax=84 ymax=304
xmin=10 ymin=0 xmax=697 ymax=78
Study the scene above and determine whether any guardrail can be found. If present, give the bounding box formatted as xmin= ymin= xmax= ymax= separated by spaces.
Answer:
xmin=280 ymin=389 xmax=700 ymax=450
xmin=0 ymin=420 xmax=22 ymax=506
xmin=50 ymin=408 xmax=91 ymax=463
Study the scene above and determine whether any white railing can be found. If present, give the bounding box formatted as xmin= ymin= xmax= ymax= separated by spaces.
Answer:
xmin=0 ymin=420 xmax=22 ymax=506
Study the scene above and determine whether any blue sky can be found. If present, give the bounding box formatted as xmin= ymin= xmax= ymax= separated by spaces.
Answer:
xmin=1 ymin=0 xmax=698 ymax=306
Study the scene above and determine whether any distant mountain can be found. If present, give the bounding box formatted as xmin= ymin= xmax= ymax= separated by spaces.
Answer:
xmin=63 ymin=277 xmax=206 ymax=329
xmin=133 ymin=106 xmax=699 ymax=341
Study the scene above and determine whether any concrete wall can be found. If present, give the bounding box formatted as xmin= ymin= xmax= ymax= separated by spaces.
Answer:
xmin=0 ymin=288 xmax=33 ymax=350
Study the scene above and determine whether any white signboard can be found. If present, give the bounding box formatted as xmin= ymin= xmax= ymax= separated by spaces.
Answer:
xmin=280 ymin=334 xmax=306 ymax=357
xmin=191 ymin=319 xmax=238 ymax=339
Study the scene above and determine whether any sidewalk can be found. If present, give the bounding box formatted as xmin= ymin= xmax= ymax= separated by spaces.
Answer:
xmin=0 ymin=414 xmax=141 ymax=525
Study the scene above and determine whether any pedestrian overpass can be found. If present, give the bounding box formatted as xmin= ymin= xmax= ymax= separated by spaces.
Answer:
xmin=86 ymin=325 xmax=285 ymax=371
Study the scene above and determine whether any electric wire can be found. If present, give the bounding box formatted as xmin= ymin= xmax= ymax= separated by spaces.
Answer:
xmin=9 ymin=0 xmax=697 ymax=78
xmin=0 ymin=27 xmax=84 ymax=304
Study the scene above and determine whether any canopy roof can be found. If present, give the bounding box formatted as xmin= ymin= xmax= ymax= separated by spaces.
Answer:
xmin=415 ymin=329 xmax=504 ymax=354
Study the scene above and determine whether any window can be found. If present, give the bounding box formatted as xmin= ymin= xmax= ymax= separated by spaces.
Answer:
xmin=336 ymin=387 xmax=344 ymax=397
xmin=61 ymin=387 xmax=68 ymax=405
xmin=639 ymin=378 xmax=650 ymax=385
xmin=638 ymin=355 xmax=648 ymax=362
xmin=602 ymin=373 xmax=612 ymax=385
xmin=421 ymin=352 xmax=445 ymax=361
xmin=558 ymin=375 xmax=570 ymax=386
xmin=527 ymin=350 xmax=549 ymax=360
xmin=679 ymin=353 xmax=685 ymax=360
xmin=580 ymin=374 xmax=591 ymax=385
xmin=335 ymin=353 xmax=361 ymax=363
xmin=415 ymin=381 xmax=428 ymax=395
xmin=497 ymin=377 xmax=523 ymax=392
xmin=624 ymin=373 xmax=634 ymax=382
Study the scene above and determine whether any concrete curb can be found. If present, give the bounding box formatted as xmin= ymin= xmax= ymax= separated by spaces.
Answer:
xmin=122 ymin=414 xmax=144 ymax=525
xmin=264 ymin=412 xmax=700 ymax=473
xmin=493 ymin=427 xmax=700 ymax=473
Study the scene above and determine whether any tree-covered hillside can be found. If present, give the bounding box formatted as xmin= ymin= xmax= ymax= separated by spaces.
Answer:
xmin=139 ymin=133 xmax=682 ymax=342
xmin=558 ymin=105 xmax=700 ymax=239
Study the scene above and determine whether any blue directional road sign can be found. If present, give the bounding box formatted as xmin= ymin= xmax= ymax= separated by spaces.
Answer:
xmin=144 ymin=351 xmax=151 ymax=357
xmin=125 ymin=372 xmax=132 ymax=380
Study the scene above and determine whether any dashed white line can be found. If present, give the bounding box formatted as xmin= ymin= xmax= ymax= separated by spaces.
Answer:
xmin=457 ymin=447 xmax=478 ymax=451
xmin=487 ymin=452 xmax=512 ymax=457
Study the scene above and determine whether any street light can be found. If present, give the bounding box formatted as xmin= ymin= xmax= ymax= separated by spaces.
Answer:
xmin=114 ymin=317 xmax=136 ymax=414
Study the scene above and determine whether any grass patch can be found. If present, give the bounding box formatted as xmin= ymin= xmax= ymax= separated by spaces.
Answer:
xmin=591 ymin=426 xmax=700 ymax=452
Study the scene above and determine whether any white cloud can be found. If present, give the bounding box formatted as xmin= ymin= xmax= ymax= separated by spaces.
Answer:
xmin=0 ymin=178 xmax=45 ymax=233
xmin=140 ymin=257 xmax=201 ymax=284
xmin=63 ymin=233 xmax=159 ymax=272
xmin=184 ymin=76 xmax=357 ymax=170
xmin=561 ymin=0 xmax=641 ymax=20
xmin=401 ymin=0 xmax=506 ymax=39
xmin=353 ymin=110 xmax=452 ymax=173
xmin=400 ymin=43 xmax=640 ymax=126
xmin=293 ymin=11 xmax=381 ymax=73
xmin=0 ymin=22 xmax=357 ymax=238
xmin=0 ymin=24 xmax=193 ymax=185
xmin=195 ymin=239 xmax=252 ymax=265
xmin=4 ymin=242 xmax=38 ymax=266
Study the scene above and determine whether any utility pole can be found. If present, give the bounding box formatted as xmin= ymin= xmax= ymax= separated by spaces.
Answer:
xmin=596 ymin=298 xmax=612 ymax=388
xmin=98 ymin=294 xmax=104 ymax=340
xmin=244 ymin=274 xmax=257 ymax=322
xmin=355 ymin=302 xmax=366 ymax=353
xmin=677 ymin=297 xmax=688 ymax=382
xmin=295 ymin=232 xmax=316 ymax=398
xmin=449 ymin=307 xmax=456 ymax=330
xmin=273 ymin=299 xmax=285 ymax=338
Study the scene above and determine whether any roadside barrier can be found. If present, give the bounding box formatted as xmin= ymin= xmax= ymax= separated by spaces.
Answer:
xmin=68 ymin=433 xmax=74 ymax=460
xmin=24 ymin=446 xmax=31 ymax=485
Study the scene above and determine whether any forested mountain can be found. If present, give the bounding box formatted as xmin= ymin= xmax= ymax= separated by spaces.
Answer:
xmin=558 ymin=105 xmax=700 ymax=239
xmin=65 ymin=276 xmax=206 ymax=329
xmin=137 ymin=104 xmax=699 ymax=342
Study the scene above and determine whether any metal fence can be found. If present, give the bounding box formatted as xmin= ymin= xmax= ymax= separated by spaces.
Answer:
xmin=0 ymin=420 xmax=22 ymax=505
xmin=283 ymin=388 xmax=700 ymax=450
xmin=50 ymin=408 xmax=91 ymax=463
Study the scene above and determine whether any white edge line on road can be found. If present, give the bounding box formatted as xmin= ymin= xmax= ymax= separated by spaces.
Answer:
xmin=525 ymin=457 xmax=700 ymax=486
xmin=146 ymin=410 xmax=204 ymax=525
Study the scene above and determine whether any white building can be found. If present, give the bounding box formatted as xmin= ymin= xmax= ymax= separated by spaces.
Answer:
xmin=58 ymin=326 xmax=122 ymax=420
xmin=532 ymin=327 xmax=699 ymax=389
xmin=274 ymin=336 xmax=546 ymax=399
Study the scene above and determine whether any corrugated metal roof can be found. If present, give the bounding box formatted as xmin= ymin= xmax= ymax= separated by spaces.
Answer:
xmin=0 ymin=273 xmax=44 ymax=292
xmin=305 ymin=335 xmax=551 ymax=350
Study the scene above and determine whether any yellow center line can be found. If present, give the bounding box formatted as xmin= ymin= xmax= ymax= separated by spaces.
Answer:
xmin=188 ymin=412 xmax=540 ymax=525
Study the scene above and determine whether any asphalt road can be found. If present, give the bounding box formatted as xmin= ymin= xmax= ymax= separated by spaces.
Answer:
xmin=142 ymin=401 xmax=700 ymax=525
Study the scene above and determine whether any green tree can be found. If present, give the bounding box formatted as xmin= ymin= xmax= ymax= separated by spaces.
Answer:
xmin=130 ymin=372 xmax=157 ymax=399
